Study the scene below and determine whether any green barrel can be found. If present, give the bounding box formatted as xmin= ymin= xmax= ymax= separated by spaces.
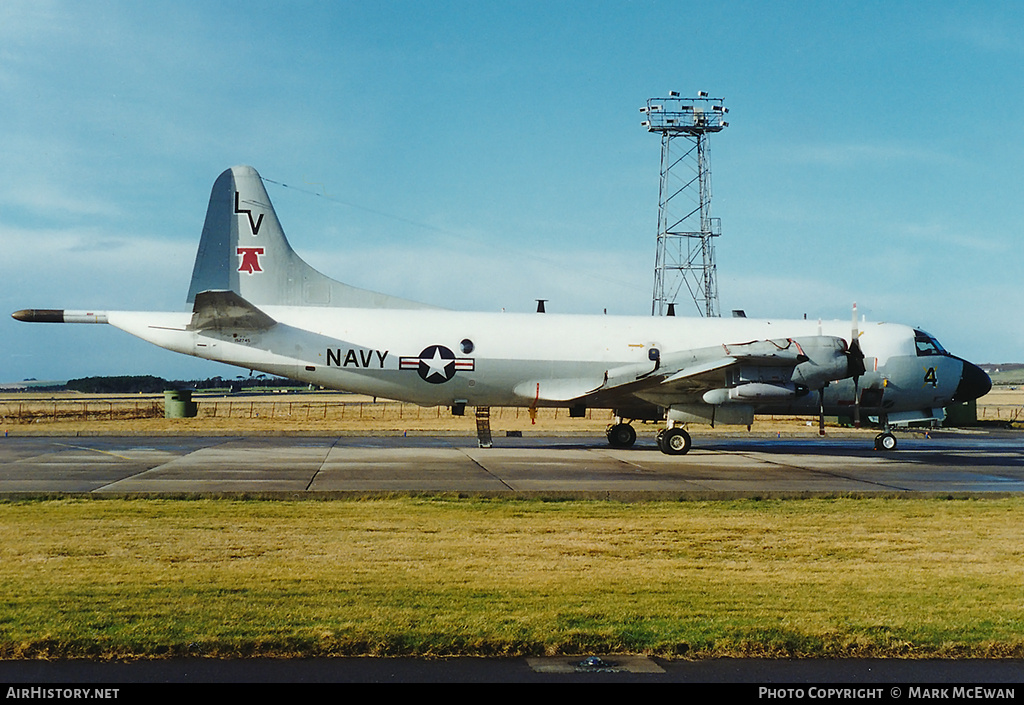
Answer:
xmin=164 ymin=390 xmax=198 ymax=418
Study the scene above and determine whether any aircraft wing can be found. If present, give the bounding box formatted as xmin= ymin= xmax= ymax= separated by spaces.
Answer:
xmin=515 ymin=336 xmax=853 ymax=408
xmin=189 ymin=290 xmax=277 ymax=332
xmin=513 ymin=349 xmax=733 ymax=406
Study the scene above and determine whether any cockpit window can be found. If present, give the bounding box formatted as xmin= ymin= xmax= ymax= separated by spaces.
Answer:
xmin=914 ymin=330 xmax=947 ymax=357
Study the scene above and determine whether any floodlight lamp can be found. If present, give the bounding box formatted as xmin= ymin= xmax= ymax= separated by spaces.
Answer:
xmin=640 ymin=107 xmax=648 ymax=113
xmin=669 ymin=90 xmax=680 ymax=97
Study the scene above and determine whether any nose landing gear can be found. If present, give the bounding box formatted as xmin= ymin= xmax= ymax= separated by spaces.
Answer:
xmin=874 ymin=431 xmax=898 ymax=451
xmin=872 ymin=413 xmax=898 ymax=451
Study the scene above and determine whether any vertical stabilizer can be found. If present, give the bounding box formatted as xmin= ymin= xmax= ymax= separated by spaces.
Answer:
xmin=186 ymin=165 xmax=437 ymax=309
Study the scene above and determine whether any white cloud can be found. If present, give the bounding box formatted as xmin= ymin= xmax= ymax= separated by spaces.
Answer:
xmin=309 ymin=243 xmax=651 ymax=315
xmin=1 ymin=225 xmax=195 ymax=310
xmin=768 ymin=142 xmax=961 ymax=170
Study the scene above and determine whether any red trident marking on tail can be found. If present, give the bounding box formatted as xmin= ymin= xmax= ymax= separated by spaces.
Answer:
xmin=237 ymin=247 xmax=265 ymax=274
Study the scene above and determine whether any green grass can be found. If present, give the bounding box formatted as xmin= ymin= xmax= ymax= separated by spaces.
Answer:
xmin=989 ymin=369 xmax=1024 ymax=386
xmin=1 ymin=496 xmax=1023 ymax=659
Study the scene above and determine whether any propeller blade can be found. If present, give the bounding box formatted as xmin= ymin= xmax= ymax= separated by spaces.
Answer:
xmin=850 ymin=302 xmax=863 ymax=428
xmin=845 ymin=302 xmax=867 ymax=378
xmin=853 ymin=377 xmax=861 ymax=428
xmin=819 ymin=386 xmax=826 ymax=436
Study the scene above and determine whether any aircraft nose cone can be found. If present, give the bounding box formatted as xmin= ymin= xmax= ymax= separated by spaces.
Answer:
xmin=951 ymin=360 xmax=992 ymax=404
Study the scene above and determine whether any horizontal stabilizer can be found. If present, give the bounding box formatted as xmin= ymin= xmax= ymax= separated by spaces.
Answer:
xmin=189 ymin=290 xmax=276 ymax=332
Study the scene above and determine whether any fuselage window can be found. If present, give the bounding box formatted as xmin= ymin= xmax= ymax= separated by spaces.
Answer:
xmin=914 ymin=330 xmax=947 ymax=357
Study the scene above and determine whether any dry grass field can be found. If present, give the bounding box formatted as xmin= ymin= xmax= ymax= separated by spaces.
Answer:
xmin=0 ymin=392 xmax=616 ymax=436
xmin=1 ymin=387 xmax=1019 ymax=436
xmin=976 ymin=386 xmax=1024 ymax=425
xmin=2 ymin=496 xmax=1024 ymax=659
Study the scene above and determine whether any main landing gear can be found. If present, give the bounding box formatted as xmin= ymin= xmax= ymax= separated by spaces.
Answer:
xmin=606 ymin=422 xmax=637 ymax=448
xmin=607 ymin=422 xmax=691 ymax=455
xmin=656 ymin=427 xmax=691 ymax=455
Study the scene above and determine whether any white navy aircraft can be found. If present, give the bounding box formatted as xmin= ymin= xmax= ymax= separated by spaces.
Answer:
xmin=13 ymin=166 xmax=991 ymax=453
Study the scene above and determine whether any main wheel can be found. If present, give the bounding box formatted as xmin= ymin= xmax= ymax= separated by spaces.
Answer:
xmin=606 ymin=423 xmax=637 ymax=448
xmin=874 ymin=432 xmax=898 ymax=451
xmin=659 ymin=427 xmax=691 ymax=455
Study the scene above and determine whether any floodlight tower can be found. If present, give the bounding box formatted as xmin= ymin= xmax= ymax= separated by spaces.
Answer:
xmin=641 ymin=91 xmax=728 ymax=317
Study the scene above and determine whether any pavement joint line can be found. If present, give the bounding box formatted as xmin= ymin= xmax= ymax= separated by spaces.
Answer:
xmin=88 ymin=437 xmax=239 ymax=493
xmin=306 ymin=436 xmax=342 ymax=491
xmin=733 ymin=449 xmax=915 ymax=493
xmin=52 ymin=441 xmax=133 ymax=461
xmin=458 ymin=445 xmax=517 ymax=492
xmin=592 ymin=447 xmax=654 ymax=474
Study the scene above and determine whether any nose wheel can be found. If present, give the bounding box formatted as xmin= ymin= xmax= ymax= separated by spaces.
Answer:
xmin=874 ymin=432 xmax=898 ymax=451
xmin=873 ymin=414 xmax=898 ymax=451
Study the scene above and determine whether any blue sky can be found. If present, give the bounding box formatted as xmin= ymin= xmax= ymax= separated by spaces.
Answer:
xmin=2 ymin=0 xmax=1021 ymax=383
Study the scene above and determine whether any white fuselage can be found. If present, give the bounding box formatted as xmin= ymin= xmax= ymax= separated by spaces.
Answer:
xmin=104 ymin=307 xmax=964 ymax=420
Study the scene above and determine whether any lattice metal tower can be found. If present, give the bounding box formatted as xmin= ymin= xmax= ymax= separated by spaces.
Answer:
xmin=641 ymin=91 xmax=728 ymax=317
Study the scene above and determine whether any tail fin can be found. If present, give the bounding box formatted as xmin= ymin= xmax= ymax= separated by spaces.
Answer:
xmin=186 ymin=165 xmax=437 ymax=309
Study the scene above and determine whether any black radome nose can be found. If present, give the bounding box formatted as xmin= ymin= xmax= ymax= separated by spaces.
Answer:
xmin=951 ymin=360 xmax=992 ymax=404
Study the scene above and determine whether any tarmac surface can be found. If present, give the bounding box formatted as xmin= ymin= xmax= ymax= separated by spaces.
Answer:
xmin=0 ymin=428 xmax=1021 ymax=496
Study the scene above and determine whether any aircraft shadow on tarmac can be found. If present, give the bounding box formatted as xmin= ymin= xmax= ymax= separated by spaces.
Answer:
xmin=503 ymin=432 xmax=1024 ymax=471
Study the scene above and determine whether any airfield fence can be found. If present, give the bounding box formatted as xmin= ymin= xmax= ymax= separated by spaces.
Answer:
xmin=0 ymin=398 xmax=603 ymax=424
xmin=0 ymin=397 xmax=1018 ymax=425
xmin=194 ymin=401 xmax=600 ymax=422
xmin=1 ymin=399 xmax=165 ymax=423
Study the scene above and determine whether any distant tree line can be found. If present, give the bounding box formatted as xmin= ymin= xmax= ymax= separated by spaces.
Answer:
xmin=65 ymin=376 xmax=169 ymax=393
xmin=37 ymin=375 xmax=307 ymax=394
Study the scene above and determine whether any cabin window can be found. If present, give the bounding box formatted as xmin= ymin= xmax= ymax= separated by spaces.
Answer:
xmin=914 ymin=330 xmax=947 ymax=357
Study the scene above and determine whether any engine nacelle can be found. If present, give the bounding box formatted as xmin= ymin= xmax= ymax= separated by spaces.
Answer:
xmin=723 ymin=336 xmax=854 ymax=391
xmin=788 ymin=336 xmax=852 ymax=389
